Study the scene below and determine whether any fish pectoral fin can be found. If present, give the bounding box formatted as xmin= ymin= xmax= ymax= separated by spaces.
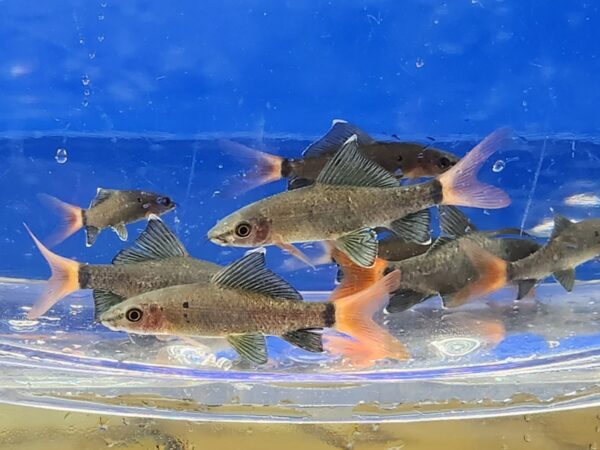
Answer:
xmin=275 ymin=241 xmax=315 ymax=269
xmin=554 ymin=268 xmax=576 ymax=292
xmin=315 ymin=135 xmax=398 ymax=188
xmin=440 ymin=293 xmax=459 ymax=308
xmin=93 ymin=289 xmax=126 ymax=321
xmin=388 ymin=209 xmax=431 ymax=243
xmin=302 ymin=119 xmax=375 ymax=158
xmin=112 ymin=223 xmax=128 ymax=241
xmin=212 ymin=250 xmax=302 ymax=301
xmin=281 ymin=329 xmax=324 ymax=353
xmin=334 ymin=228 xmax=378 ymax=268
xmin=85 ymin=226 xmax=101 ymax=247
xmin=89 ymin=188 xmax=117 ymax=209
xmin=227 ymin=333 xmax=268 ymax=365
xmin=551 ymin=214 xmax=574 ymax=238
xmin=112 ymin=215 xmax=188 ymax=265
xmin=385 ymin=290 xmax=432 ymax=314
xmin=438 ymin=205 xmax=477 ymax=237
xmin=516 ymin=279 xmax=538 ymax=300
xmin=287 ymin=177 xmax=313 ymax=190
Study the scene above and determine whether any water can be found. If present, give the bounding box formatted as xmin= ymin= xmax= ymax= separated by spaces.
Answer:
xmin=2 ymin=0 xmax=600 ymax=447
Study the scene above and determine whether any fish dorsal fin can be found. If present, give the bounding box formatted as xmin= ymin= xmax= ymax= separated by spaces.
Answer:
xmin=227 ymin=333 xmax=268 ymax=364
xmin=426 ymin=236 xmax=454 ymax=255
xmin=439 ymin=205 xmax=477 ymax=237
xmin=315 ymin=135 xmax=398 ymax=188
xmin=211 ymin=250 xmax=302 ymax=301
xmin=112 ymin=216 xmax=187 ymax=265
xmin=89 ymin=188 xmax=117 ymax=209
xmin=302 ymin=120 xmax=375 ymax=158
xmin=552 ymin=214 xmax=574 ymax=239
xmin=93 ymin=289 xmax=126 ymax=321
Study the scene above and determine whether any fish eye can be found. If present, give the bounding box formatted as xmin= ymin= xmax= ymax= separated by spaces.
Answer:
xmin=126 ymin=308 xmax=143 ymax=323
xmin=137 ymin=197 xmax=143 ymax=203
xmin=235 ymin=222 xmax=252 ymax=238
xmin=156 ymin=196 xmax=171 ymax=206
xmin=437 ymin=157 xmax=451 ymax=169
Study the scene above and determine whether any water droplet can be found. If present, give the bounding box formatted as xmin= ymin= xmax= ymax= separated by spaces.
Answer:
xmin=8 ymin=319 xmax=40 ymax=332
xmin=522 ymin=100 xmax=528 ymax=107
xmin=82 ymin=98 xmax=89 ymax=107
xmin=88 ymin=51 xmax=96 ymax=60
xmin=98 ymin=14 xmax=105 ymax=21
xmin=100 ymin=1 xmax=107 ymax=7
xmin=81 ymin=74 xmax=90 ymax=86
xmin=433 ymin=19 xmax=439 ymax=25
xmin=415 ymin=58 xmax=425 ymax=68
xmin=97 ymin=35 xmax=105 ymax=43
xmin=55 ymin=148 xmax=68 ymax=164
xmin=523 ymin=433 xmax=532 ymax=443
xmin=217 ymin=164 xmax=224 ymax=169
xmin=492 ymin=160 xmax=506 ymax=173
xmin=83 ymin=89 xmax=91 ymax=97
xmin=595 ymin=425 xmax=600 ymax=433
xmin=79 ymin=38 xmax=85 ymax=45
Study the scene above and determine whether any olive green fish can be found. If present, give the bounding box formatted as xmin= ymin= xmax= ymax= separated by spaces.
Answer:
xmin=24 ymin=216 xmax=219 ymax=320
xmin=98 ymin=250 xmax=408 ymax=365
xmin=473 ymin=215 xmax=600 ymax=299
xmin=221 ymin=120 xmax=460 ymax=191
xmin=40 ymin=188 xmax=176 ymax=247
xmin=209 ymin=128 xmax=512 ymax=268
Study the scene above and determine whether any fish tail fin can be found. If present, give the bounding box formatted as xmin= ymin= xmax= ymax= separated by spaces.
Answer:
xmin=328 ymin=270 xmax=410 ymax=364
xmin=24 ymin=224 xmax=80 ymax=319
xmin=38 ymin=193 xmax=84 ymax=247
xmin=437 ymin=128 xmax=511 ymax=209
xmin=218 ymin=140 xmax=285 ymax=194
xmin=329 ymin=246 xmax=388 ymax=301
xmin=446 ymin=239 xmax=508 ymax=308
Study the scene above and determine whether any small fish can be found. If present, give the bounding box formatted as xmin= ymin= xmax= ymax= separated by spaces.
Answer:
xmin=221 ymin=120 xmax=460 ymax=192
xmin=333 ymin=206 xmax=541 ymax=311
xmin=98 ymin=250 xmax=408 ymax=365
xmin=39 ymin=188 xmax=176 ymax=247
xmin=209 ymin=129 xmax=511 ymax=268
xmin=472 ymin=215 xmax=600 ymax=299
xmin=24 ymin=216 xmax=219 ymax=319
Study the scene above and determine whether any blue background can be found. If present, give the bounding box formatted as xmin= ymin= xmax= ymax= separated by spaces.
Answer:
xmin=1 ymin=1 xmax=600 ymax=291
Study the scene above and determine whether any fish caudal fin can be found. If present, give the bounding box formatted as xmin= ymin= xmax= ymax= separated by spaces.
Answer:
xmin=328 ymin=270 xmax=410 ymax=365
xmin=38 ymin=194 xmax=84 ymax=247
xmin=437 ymin=128 xmax=511 ymax=209
xmin=24 ymin=224 xmax=80 ymax=319
xmin=218 ymin=140 xmax=285 ymax=194
xmin=330 ymin=246 xmax=388 ymax=301
xmin=445 ymin=239 xmax=508 ymax=308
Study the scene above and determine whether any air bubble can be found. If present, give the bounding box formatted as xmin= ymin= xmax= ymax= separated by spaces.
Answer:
xmin=100 ymin=1 xmax=107 ymax=7
xmin=83 ymin=89 xmax=91 ymax=97
xmin=415 ymin=58 xmax=425 ymax=68
xmin=88 ymin=51 xmax=96 ymax=60
xmin=81 ymin=74 xmax=90 ymax=86
xmin=82 ymin=98 xmax=89 ymax=107
xmin=98 ymin=14 xmax=105 ymax=20
xmin=492 ymin=160 xmax=506 ymax=173
xmin=97 ymin=35 xmax=105 ymax=43
xmin=55 ymin=148 xmax=68 ymax=164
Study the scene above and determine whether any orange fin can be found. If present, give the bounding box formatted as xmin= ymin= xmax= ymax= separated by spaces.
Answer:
xmin=38 ymin=194 xmax=84 ymax=247
xmin=330 ymin=247 xmax=388 ymax=301
xmin=328 ymin=270 xmax=409 ymax=364
xmin=24 ymin=224 xmax=81 ymax=319
xmin=437 ymin=128 xmax=511 ymax=209
xmin=218 ymin=140 xmax=285 ymax=194
xmin=445 ymin=239 xmax=508 ymax=308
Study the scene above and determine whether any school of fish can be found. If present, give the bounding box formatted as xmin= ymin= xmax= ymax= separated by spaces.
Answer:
xmin=23 ymin=120 xmax=600 ymax=366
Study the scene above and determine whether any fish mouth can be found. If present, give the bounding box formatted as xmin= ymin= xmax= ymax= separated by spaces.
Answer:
xmin=209 ymin=233 xmax=231 ymax=246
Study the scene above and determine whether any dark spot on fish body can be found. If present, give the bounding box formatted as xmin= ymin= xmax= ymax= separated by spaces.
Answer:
xmin=430 ymin=179 xmax=443 ymax=204
xmin=281 ymin=158 xmax=293 ymax=178
xmin=78 ymin=265 xmax=90 ymax=289
xmin=183 ymin=301 xmax=189 ymax=309
xmin=323 ymin=303 xmax=335 ymax=328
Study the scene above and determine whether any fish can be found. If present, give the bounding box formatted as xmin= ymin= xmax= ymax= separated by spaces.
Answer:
xmin=221 ymin=120 xmax=460 ymax=192
xmin=472 ymin=215 xmax=600 ymax=299
xmin=39 ymin=188 xmax=176 ymax=247
xmin=98 ymin=250 xmax=408 ymax=365
xmin=24 ymin=216 xmax=220 ymax=320
xmin=209 ymin=128 xmax=512 ymax=268
xmin=333 ymin=206 xmax=541 ymax=312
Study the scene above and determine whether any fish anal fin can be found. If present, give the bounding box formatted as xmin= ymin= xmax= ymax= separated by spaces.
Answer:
xmin=112 ymin=223 xmax=128 ymax=241
xmin=516 ymin=279 xmax=538 ymax=300
xmin=438 ymin=205 xmax=477 ymax=237
xmin=227 ymin=333 xmax=268 ymax=365
xmin=554 ymin=268 xmax=576 ymax=292
xmin=85 ymin=226 xmax=101 ymax=247
xmin=282 ymin=329 xmax=324 ymax=353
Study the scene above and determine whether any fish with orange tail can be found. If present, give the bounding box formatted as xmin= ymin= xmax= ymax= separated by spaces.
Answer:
xmin=24 ymin=216 xmax=219 ymax=319
xmin=209 ymin=128 xmax=511 ymax=269
xmin=39 ymin=188 xmax=176 ymax=247
xmin=98 ymin=249 xmax=408 ymax=365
